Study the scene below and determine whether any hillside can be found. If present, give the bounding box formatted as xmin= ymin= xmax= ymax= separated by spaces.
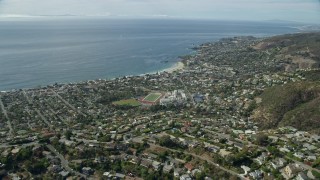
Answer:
xmin=253 ymin=32 xmax=320 ymax=71
xmin=252 ymin=81 xmax=320 ymax=133
xmin=250 ymin=32 xmax=320 ymax=133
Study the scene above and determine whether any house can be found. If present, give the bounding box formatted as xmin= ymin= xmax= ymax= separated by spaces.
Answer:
xmin=174 ymin=168 xmax=183 ymax=177
xmin=270 ymin=158 xmax=287 ymax=170
xmin=50 ymin=158 xmax=60 ymax=165
xmin=293 ymin=152 xmax=305 ymax=159
xmin=245 ymin=130 xmax=256 ymax=135
xmin=163 ymin=162 xmax=174 ymax=173
xmin=249 ymin=170 xmax=263 ymax=179
xmin=307 ymin=154 xmax=317 ymax=161
xmin=180 ymin=174 xmax=192 ymax=180
xmin=307 ymin=170 xmax=316 ymax=179
xmin=82 ymin=167 xmax=94 ymax=176
xmin=303 ymin=143 xmax=317 ymax=151
xmin=94 ymin=156 xmax=106 ymax=163
xmin=103 ymin=172 xmax=111 ymax=177
xmin=284 ymin=164 xmax=300 ymax=179
xmin=114 ymin=173 xmax=126 ymax=179
xmin=103 ymin=172 xmax=126 ymax=179
xmin=233 ymin=130 xmax=244 ymax=135
xmin=59 ymin=139 xmax=74 ymax=146
xmin=206 ymin=146 xmax=220 ymax=153
xmin=105 ymin=143 xmax=116 ymax=151
xmin=191 ymin=169 xmax=201 ymax=177
xmin=241 ymin=165 xmax=251 ymax=175
xmin=129 ymin=156 xmax=140 ymax=164
xmin=219 ymin=149 xmax=232 ymax=157
xmin=255 ymin=152 xmax=268 ymax=165
xmin=147 ymin=153 xmax=158 ymax=160
xmin=234 ymin=142 xmax=244 ymax=149
xmin=184 ymin=163 xmax=194 ymax=172
xmin=76 ymin=144 xmax=86 ymax=151
xmin=280 ymin=147 xmax=291 ymax=153
xmin=239 ymin=134 xmax=246 ymax=140
xmin=109 ymin=155 xmax=120 ymax=162
xmin=311 ymin=135 xmax=320 ymax=142
xmin=189 ymin=141 xmax=200 ymax=148
xmin=193 ymin=94 xmax=205 ymax=104
xmin=152 ymin=161 xmax=162 ymax=171
xmin=59 ymin=171 xmax=69 ymax=178
xmin=51 ymin=165 xmax=62 ymax=173
xmin=296 ymin=172 xmax=308 ymax=180
xmin=140 ymin=159 xmax=152 ymax=168
xmin=268 ymin=136 xmax=279 ymax=142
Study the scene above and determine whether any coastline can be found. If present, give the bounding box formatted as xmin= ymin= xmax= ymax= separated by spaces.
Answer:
xmin=160 ymin=61 xmax=185 ymax=73
xmin=138 ymin=61 xmax=185 ymax=77
xmin=0 ymin=19 xmax=300 ymax=91
xmin=0 ymin=61 xmax=187 ymax=92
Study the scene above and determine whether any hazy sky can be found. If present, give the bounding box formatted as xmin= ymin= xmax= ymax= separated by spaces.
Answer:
xmin=0 ymin=0 xmax=319 ymax=23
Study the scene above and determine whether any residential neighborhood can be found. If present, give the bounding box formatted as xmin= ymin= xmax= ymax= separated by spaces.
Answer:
xmin=0 ymin=36 xmax=320 ymax=179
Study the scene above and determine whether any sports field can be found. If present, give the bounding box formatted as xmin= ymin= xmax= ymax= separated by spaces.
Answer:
xmin=112 ymin=99 xmax=141 ymax=106
xmin=143 ymin=93 xmax=162 ymax=102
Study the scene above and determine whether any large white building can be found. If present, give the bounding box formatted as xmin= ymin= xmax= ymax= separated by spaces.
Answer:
xmin=160 ymin=90 xmax=187 ymax=106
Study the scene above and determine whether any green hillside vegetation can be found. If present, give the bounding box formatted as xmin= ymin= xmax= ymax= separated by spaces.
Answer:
xmin=252 ymin=81 xmax=320 ymax=133
xmin=281 ymin=96 xmax=320 ymax=132
xmin=257 ymin=32 xmax=320 ymax=59
xmin=299 ymin=69 xmax=320 ymax=81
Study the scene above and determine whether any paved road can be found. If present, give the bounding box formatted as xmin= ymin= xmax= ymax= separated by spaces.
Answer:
xmin=203 ymin=128 xmax=230 ymax=139
xmin=149 ymin=143 xmax=243 ymax=179
xmin=22 ymin=90 xmax=53 ymax=130
xmin=50 ymin=90 xmax=87 ymax=117
xmin=0 ymin=141 xmax=38 ymax=148
xmin=287 ymin=156 xmax=320 ymax=174
xmin=203 ymin=128 xmax=320 ymax=174
xmin=46 ymin=144 xmax=86 ymax=178
xmin=35 ymin=109 xmax=53 ymax=130
xmin=131 ymin=136 xmax=243 ymax=179
xmin=22 ymin=90 xmax=32 ymax=104
xmin=0 ymin=95 xmax=14 ymax=136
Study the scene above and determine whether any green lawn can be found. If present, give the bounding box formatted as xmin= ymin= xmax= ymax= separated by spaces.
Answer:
xmin=143 ymin=93 xmax=162 ymax=102
xmin=112 ymin=99 xmax=141 ymax=106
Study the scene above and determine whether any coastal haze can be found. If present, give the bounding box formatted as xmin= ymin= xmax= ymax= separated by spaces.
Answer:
xmin=1 ymin=0 xmax=320 ymax=179
xmin=0 ymin=19 xmax=300 ymax=90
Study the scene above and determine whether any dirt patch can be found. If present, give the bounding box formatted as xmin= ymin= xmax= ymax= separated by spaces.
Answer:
xmin=291 ymin=56 xmax=318 ymax=69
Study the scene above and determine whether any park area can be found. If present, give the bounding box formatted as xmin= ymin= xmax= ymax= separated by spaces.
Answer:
xmin=112 ymin=99 xmax=141 ymax=107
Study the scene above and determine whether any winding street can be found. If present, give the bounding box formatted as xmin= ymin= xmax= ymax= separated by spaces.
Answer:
xmin=0 ymin=95 xmax=14 ymax=137
xmin=132 ymin=136 xmax=244 ymax=179
xmin=46 ymin=144 xmax=86 ymax=178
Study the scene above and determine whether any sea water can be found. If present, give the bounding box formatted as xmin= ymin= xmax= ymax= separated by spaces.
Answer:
xmin=0 ymin=18 xmax=300 ymax=90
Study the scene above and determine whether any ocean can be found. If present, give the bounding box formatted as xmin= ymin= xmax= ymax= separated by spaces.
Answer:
xmin=0 ymin=18 xmax=301 ymax=90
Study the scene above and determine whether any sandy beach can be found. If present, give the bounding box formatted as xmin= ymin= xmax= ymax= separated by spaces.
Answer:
xmin=162 ymin=62 xmax=185 ymax=73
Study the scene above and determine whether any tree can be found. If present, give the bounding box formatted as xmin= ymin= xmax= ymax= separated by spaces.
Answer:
xmin=111 ymin=160 xmax=122 ymax=172
xmin=157 ymin=151 xmax=168 ymax=162
xmin=28 ymin=159 xmax=48 ymax=175
xmin=267 ymin=146 xmax=280 ymax=156
xmin=159 ymin=135 xmax=177 ymax=148
xmin=65 ymin=130 xmax=72 ymax=140
xmin=313 ymin=158 xmax=320 ymax=167
xmin=195 ymin=172 xmax=206 ymax=180
xmin=256 ymin=133 xmax=269 ymax=146
xmin=98 ymin=135 xmax=111 ymax=142
xmin=16 ymin=147 xmax=32 ymax=161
